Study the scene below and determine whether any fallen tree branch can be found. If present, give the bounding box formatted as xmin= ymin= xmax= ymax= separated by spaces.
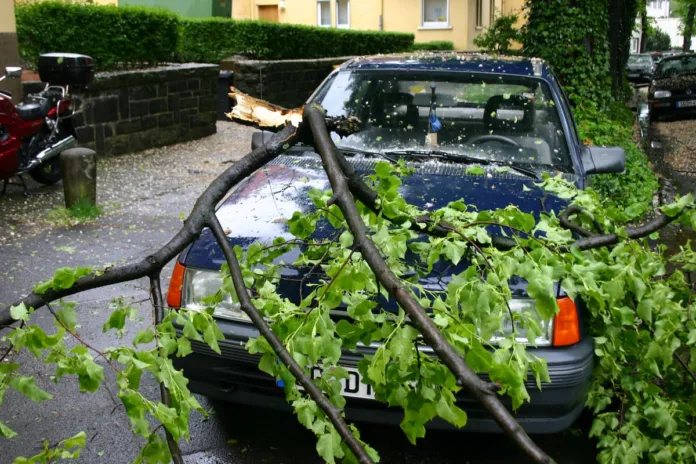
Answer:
xmin=304 ymin=104 xmax=556 ymax=464
xmin=1 ymin=124 xmax=302 ymax=328
xmin=227 ymin=87 xmax=303 ymax=129
xmin=559 ymin=205 xmax=604 ymax=237
xmin=207 ymin=216 xmax=374 ymax=464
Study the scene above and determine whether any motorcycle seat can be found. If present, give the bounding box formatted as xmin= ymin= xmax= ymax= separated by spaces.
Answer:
xmin=16 ymin=96 xmax=52 ymax=121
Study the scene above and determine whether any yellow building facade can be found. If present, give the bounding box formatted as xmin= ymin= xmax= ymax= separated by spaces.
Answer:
xmin=233 ymin=0 xmax=526 ymax=50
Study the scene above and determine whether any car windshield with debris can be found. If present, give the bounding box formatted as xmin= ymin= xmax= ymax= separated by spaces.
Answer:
xmin=655 ymin=54 xmax=696 ymax=78
xmin=628 ymin=54 xmax=652 ymax=66
xmin=313 ymin=70 xmax=573 ymax=172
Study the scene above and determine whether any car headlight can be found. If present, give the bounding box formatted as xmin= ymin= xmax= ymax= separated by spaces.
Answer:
xmin=654 ymin=90 xmax=671 ymax=99
xmin=496 ymin=298 xmax=554 ymax=346
xmin=182 ymin=268 xmax=251 ymax=322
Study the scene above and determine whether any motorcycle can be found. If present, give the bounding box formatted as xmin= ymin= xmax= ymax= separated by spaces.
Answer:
xmin=0 ymin=53 xmax=94 ymax=194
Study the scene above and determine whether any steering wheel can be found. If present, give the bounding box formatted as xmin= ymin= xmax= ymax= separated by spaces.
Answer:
xmin=466 ymin=134 xmax=521 ymax=148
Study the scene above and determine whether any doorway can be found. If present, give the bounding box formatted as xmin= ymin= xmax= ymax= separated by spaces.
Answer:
xmin=258 ymin=5 xmax=279 ymax=21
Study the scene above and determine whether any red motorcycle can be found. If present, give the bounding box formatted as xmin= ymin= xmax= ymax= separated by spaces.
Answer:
xmin=0 ymin=53 xmax=94 ymax=194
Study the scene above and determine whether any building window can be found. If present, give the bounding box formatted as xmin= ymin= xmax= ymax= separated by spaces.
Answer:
xmin=336 ymin=0 xmax=349 ymax=28
xmin=318 ymin=0 xmax=331 ymax=27
xmin=475 ymin=0 xmax=483 ymax=28
xmin=422 ymin=0 xmax=449 ymax=28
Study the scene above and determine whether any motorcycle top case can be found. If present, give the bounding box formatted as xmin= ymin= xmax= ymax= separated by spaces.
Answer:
xmin=38 ymin=53 xmax=95 ymax=88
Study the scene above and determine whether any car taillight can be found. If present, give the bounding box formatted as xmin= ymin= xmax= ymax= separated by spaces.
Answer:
xmin=167 ymin=262 xmax=186 ymax=308
xmin=552 ymin=297 xmax=581 ymax=347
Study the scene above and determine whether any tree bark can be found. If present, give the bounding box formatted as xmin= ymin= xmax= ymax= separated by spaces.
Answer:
xmin=608 ymin=0 xmax=639 ymax=98
xmin=640 ymin=7 xmax=648 ymax=53
xmin=683 ymin=4 xmax=696 ymax=52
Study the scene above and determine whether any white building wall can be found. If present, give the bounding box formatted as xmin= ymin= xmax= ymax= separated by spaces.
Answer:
xmin=647 ymin=0 xmax=671 ymax=18
xmin=655 ymin=17 xmax=694 ymax=49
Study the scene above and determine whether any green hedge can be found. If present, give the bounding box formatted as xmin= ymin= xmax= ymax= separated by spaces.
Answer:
xmin=16 ymin=3 xmax=413 ymax=68
xmin=16 ymin=1 xmax=179 ymax=70
xmin=179 ymin=19 xmax=414 ymax=62
xmin=409 ymin=41 xmax=455 ymax=51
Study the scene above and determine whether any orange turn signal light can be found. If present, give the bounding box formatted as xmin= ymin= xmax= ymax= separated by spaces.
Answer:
xmin=553 ymin=297 xmax=581 ymax=347
xmin=166 ymin=262 xmax=186 ymax=308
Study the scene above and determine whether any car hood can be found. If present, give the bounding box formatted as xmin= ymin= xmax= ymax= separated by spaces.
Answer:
xmin=653 ymin=73 xmax=696 ymax=92
xmin=185 ymin=154 xmax=571 ymax=275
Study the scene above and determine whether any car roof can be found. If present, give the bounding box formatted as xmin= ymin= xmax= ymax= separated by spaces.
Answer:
xmin=340 ymin=52 xmax=551 ymax=79
xmin=659 ymin=52 xmax=696 ymax=62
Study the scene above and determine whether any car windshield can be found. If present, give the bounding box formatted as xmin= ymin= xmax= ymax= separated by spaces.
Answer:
xmin=629 ymin=55 xmax=652 ymax=65
xmin=656 ymin=55 xmax=696 ymax=78
xmin=312 ymin=70 xmax=573 ymax=171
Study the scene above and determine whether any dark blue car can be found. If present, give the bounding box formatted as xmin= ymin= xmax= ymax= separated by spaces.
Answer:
xmin=166 ymin=53 xmax=625 ymax=434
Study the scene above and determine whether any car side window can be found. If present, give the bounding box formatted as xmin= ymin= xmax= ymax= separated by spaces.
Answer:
xmin=550 ymin=72 xmax=580 ymax=148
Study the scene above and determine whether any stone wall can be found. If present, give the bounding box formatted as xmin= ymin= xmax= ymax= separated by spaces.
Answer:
xmin=25 ymin=64 xmax=218 ymax=156
xmin=221 ymin=56 xmax=351 ymax=108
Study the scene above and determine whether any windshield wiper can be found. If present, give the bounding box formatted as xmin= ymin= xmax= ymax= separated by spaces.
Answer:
xmin=382 ymin=149 xmax=489 ymax=165
xmin=288 ymin=145 xmax=397 ymax=163
xmin=494 ymin=162 xmax=541 ymax=180
xmin=338 ymin=147 xmax=397 ymax=164
xmin=382 ymin=149 xmax=540 ymax=180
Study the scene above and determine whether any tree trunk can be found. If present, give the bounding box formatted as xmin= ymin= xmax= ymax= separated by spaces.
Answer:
xmin=640 ymin=8 xmax=648 ymax=53
xmin=607 ymin=0 xmax=639 ymax=98
xmin=683 ymin=5 xmax=695 ymax=52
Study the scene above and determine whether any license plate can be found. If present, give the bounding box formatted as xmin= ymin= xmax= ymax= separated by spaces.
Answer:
xmin=677 ymin=100 xmax=696 ymax=108
xmin=289 ymin=365 xmax=376 ymax=400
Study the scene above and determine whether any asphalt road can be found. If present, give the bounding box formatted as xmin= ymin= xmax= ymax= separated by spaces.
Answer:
xmin=0 ymin=122 xmax=595 ymax=464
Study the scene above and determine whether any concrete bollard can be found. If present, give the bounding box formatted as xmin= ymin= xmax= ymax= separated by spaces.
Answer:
xmin=60 ymin=147 xmax=97 ymax=209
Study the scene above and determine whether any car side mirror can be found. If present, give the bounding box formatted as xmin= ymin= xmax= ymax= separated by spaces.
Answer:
xmin=4 ymin=66 xmax=22 ymax=78
xmin=580 ymin=146 xmax=626 ymax=175
xmin=251 ymin=130 xmax=274 ymax=150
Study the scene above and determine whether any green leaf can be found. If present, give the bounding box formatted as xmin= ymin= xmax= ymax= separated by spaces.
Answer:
xmin=133 ymin=330 xmax=155 ymax=347
xmin=0 ymin=420 xmax=17 ymax=438
xmin=367 ymin=347 xmax=391 ymax=385
xmin=10 ymin=303 xmax=29 ymax=322
xmin=9 ymin=376 xmax=53 ymax=401
xmin=61 ymin=431 xmax=87 ymax=450
xmin=637 ymin=299 xmax=652 ymax=325
xmin=316 ymin=429 xmax=342 ymax=463
xmin=525 ymin=272 xmax=558 ymax=319
xmin=435 ymin=392 xmax=468 ymax=428
xmin=465 ymin=165 xmax=485 ymax=176
xmin=388 ymin=326 xmax=418 ymax=369
xmin=465 ymin=340 xmax=493 ymax=372
xmin=339 ymin=230 xmax=354 ymax=248
xmin=56 ymin=304 xmax=77 ymax=331
xmin=176 ymin=336 xmax=192 ymax=357
xmin=374 ymin=161 xmax=393 ymax=178
xmin=103 ymin=309 xmax=127 ymax=332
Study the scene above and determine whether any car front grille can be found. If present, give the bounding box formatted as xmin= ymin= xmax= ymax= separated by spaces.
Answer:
xmin=186 ymin=335 xmax=589 ymax=391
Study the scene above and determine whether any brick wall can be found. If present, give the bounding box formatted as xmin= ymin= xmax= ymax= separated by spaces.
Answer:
xmin=222 ymin=56 xmax=351 ymax=108
xmin=25 ymin=64 xmax=218 ymax=156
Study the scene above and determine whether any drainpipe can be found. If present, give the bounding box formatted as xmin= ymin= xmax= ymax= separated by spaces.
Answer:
xmin=380 ymin=0 xmax=384 ymax=30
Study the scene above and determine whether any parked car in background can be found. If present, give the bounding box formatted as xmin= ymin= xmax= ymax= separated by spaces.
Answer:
xmin=627 ymin=53 xmax=655 ymax=84
xmin=167 ymin=53 xmax=625 ymax=434
xmin=649 ymin=53 xmax=696 ymax=120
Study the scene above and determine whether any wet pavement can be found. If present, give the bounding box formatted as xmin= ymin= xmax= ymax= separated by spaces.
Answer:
xmin=0 ymin=121 xmax=596 ymax=463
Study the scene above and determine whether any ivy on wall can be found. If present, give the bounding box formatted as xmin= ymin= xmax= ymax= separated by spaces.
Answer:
xmin=521 ymin=0 xmax=612 ymax=107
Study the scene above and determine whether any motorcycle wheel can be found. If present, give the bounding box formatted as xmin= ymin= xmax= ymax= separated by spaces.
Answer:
xmin=28 ymin=157 xmax=62 ymax=185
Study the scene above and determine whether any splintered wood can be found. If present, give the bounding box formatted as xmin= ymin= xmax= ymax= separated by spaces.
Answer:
xmin=226 ymin=87 xmax=303 ymax=128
